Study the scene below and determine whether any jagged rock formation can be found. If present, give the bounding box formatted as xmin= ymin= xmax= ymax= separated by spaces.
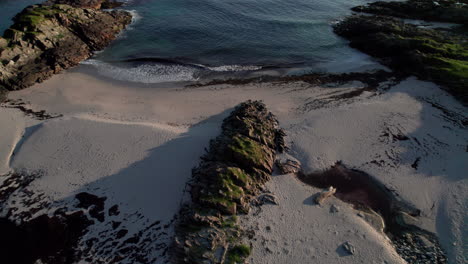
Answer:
xmin=0 ymin=2 xmax=131 ymax=94
xmin=334 ymin=15 xmax=467 ymax=104
xmin=352 ymin=0 xmax=468 ymax=25
xmin=171 ymin=101 xmax=285 ymax=264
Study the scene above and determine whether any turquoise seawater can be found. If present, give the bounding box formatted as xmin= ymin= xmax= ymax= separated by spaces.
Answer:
xmin=1 ymin=0 xmax=381 ymax=83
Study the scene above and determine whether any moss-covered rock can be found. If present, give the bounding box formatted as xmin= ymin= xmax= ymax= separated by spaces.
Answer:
xmin=0 ymin=3 xmax=131 ymax=91
xmin=352 ymin=0 xmax=468 ymax=25
xmin=47 ymin=0 xmax=123 ymax=9
xmin=334 ymin=15 xmax=468 ymax=104
xmin=172 ymin=101 xmax=284 ymax=264
xmin=225 ymin=244 xmax=251 ymax=264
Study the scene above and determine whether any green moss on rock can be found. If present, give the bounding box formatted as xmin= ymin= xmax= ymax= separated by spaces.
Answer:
xmin=334 ymin=15 xmax=468 ymax=104
xmin=172 ymin=101 xmax=283 ymax=264
xmin=226 ymin=244 xmax=251 ymax=264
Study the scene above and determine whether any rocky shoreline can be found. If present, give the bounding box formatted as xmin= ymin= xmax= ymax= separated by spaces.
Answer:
xmin=171 ymin=101 xmax=285 ymax=264
xmin=0 ymin=0 xmax=131 ymax=100
xmin=352 ymin=0 xmax=468 ymax=25
xmin=334 ymin=0 xmax=467 ymax=105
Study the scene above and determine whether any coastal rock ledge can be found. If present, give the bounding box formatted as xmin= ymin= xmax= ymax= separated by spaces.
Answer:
xmin=171 ymin=100 xmax=285 ymax=264
xmin=0 ymin=1 xmax=131 ymax=96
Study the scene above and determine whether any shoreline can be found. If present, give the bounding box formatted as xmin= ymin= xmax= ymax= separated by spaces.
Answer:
xmin=1 ymin=68 xmax=466 ymax=263
xmin=0 ymin=0 xmax=466 ymax=263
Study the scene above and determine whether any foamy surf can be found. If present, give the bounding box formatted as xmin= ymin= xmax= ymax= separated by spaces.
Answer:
xmin=80 ymin=59 xmax=266 ymax=83
xmin=204 ymin=65 xmax=263 ymax=72
xmin=80 ymin=59 xmax=199 ymax=83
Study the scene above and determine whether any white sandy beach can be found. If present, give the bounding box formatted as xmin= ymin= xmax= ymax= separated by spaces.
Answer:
xmin=1 ymin=69 xmax=467 ymax=263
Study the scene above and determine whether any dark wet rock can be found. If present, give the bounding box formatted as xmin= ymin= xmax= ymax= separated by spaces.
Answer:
xmin=334 ymin=15 xmax=467 ymax=104
xmin=116 ymin=229 xmax=128 ymax=239
xmin=0 ymin=3 xmax=131 ymax=91
xmin=0 ymin=172 xmax=40 ymax=205
xmin=75 ymin=192 xmax=106 ymax=222
xmin=108 ymin=204 xmax=120 ymax=216
xmin=171 ymin=101 xmax=284 ymax=264
xmin=0 ymin=211 xmax=92 ymax=264
xmin=352 ymin=0 xmax=468 ymax=25
xmin=393 ymin=231 xmax=447 ymax=263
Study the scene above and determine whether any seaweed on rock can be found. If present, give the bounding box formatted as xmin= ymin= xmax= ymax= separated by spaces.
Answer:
xmin=171 ymin=101 xmax=285 ymax=264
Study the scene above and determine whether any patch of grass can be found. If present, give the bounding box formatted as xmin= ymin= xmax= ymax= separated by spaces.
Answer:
xmin=218 ymin=175 xmax=244 ymax=199
xmin=224 ymin=167 xmax=250 ymax=187
xmin=13 ymin=5 xmax=63 ymax=29
xmin=226 ymin=244 xmax=251 ymax=264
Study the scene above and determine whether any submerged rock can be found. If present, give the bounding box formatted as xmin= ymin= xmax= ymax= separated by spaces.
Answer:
xmin=172 ymin=101 xmax=284 ymax=264
xmin=0 ymin=3 xmax=131 ymax=93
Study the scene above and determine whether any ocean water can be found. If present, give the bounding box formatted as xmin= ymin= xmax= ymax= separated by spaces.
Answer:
xmin=0 ymin=0 xmax=43 ymax=32
xmin=1 ymin=0 xmax=382 ymax=83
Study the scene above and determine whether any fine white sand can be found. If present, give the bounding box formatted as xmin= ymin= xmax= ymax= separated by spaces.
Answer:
xmin=1 ymin=68 xmax=466 ymax=263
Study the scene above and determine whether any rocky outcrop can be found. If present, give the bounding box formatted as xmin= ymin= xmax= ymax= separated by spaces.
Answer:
xmin=0 ymin=3 xmax=131 ymax=94
xmin=334 ymin=15 xmax=467 ymax=104
xmin=171 ymin=101 xmax=285 ymax=264
xmin=47 ymin=0 xmax=124 ymax=9
xmin=352 ymin=0 xmax=468 ymax=25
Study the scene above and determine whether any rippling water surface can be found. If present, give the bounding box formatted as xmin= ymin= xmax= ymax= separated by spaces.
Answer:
xmin=1 ymin=0 xmax=382 ymax=83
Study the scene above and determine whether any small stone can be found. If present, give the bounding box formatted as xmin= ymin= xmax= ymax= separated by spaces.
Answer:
xmin=330 ymin=204 xmax=340 ymax=213
xmin=256 ymin=193 xmax=279 ymax=205
xmin=275 ymin=154 xmax=301 ymax=174
xmin=342 ymin=241 xmax=356 ymax=255
xmin=315 ymin=186 xmax=336 ymax=205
